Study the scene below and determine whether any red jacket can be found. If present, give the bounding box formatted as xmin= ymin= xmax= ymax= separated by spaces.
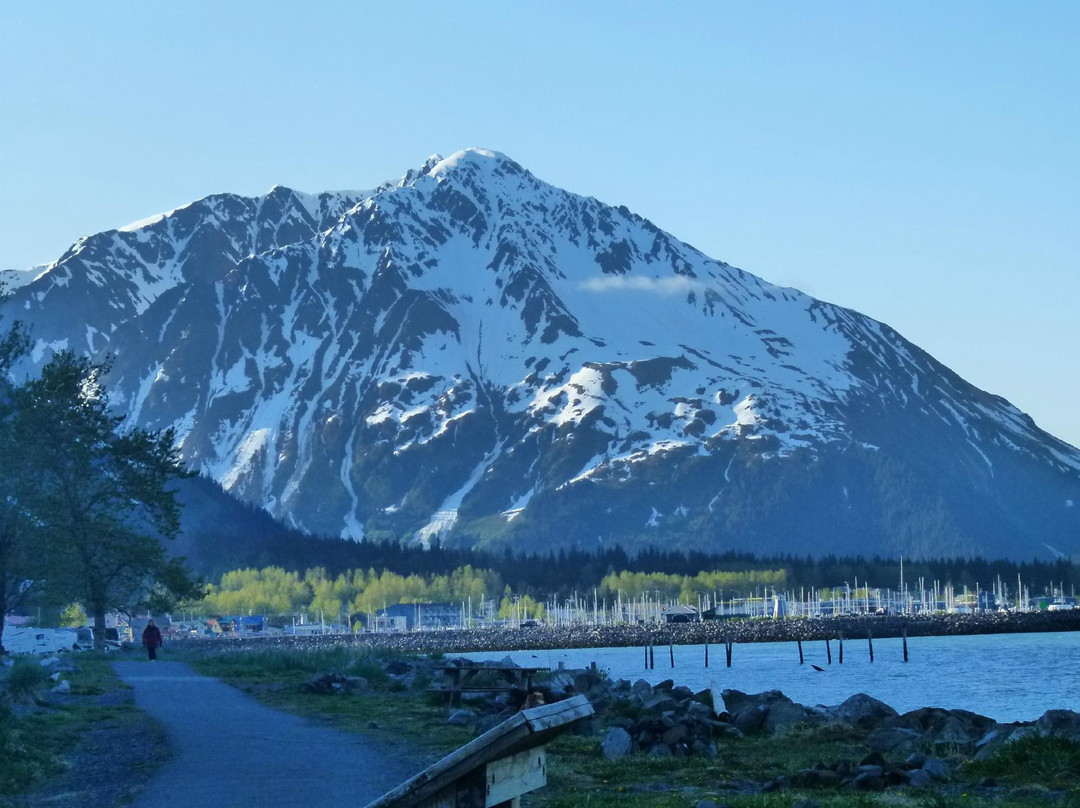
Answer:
xmin=142 ymin=625 xmax=163 ymax=648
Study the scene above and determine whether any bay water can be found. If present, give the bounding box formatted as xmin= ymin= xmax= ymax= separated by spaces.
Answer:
xmin=465 ymin=630 xmax=1079 ymax=723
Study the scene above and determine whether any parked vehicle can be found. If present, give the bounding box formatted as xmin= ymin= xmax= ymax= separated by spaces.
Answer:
xmin=3 ymin=627 xmax=79 ymax=654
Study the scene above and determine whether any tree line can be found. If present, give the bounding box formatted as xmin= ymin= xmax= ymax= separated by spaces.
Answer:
xmin=0 ymin=304 xmax=196 ymax=653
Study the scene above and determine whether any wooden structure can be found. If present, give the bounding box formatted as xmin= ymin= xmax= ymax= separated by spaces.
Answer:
xmin=363 ymin=694 xmax=594 ymax=808
xmin=433 ymin=664 xmax=548 ymax=706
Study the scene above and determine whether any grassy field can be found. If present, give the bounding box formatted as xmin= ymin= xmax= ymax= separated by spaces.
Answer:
xmin=0 ymin=653 xmax=168 ymax=808
xmin=183 ymin=645 xmax=1080 ymax=808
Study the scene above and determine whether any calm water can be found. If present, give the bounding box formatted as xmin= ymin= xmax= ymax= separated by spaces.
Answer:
xmin=465 ymin=631 xmax=1080 ymax=723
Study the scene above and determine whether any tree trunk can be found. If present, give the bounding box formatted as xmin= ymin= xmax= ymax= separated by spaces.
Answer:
xmin=92 ymin=599 xmax=107 ymax=652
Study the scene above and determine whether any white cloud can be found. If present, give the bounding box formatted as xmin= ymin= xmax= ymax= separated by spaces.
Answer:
xmin=579 ymin=275 xmax=707 ymax=295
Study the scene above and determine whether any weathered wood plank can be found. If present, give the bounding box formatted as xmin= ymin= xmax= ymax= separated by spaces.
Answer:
xmin=363 ymin=694 xmax=593 ymax=808
xmin=484 ymin=749 xmax=545 ymax=807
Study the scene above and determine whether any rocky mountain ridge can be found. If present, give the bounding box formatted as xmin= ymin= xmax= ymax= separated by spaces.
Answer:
xmin=5 ymin=149 xmax=1079 ymax=560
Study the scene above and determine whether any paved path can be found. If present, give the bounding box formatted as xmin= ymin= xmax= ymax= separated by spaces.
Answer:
xmin=113 ymin=661 xmax=423 ymax=808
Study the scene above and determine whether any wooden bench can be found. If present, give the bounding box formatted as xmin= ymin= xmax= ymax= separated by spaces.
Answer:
xmin=363 ymin=693 xmax=593 ymax=808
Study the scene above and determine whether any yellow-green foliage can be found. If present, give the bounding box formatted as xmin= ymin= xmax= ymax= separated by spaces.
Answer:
xmin=497 ymin=593 xmax=546 ymax=620
xmin=200 ymin=564 xmax=503 ymax=617
xmin=59 ymin=602 xmax=87 ymax=627
xmin=599 ymin=569 xmax=788 ymax=602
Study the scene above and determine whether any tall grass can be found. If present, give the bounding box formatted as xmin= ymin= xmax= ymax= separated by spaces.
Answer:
xmin=1 ymin=658 xmax=52 ymax=703
xmin=967 ymin=733 xmax=1080 ymax=788
xmin=194 ymin=645 xmax=391 ymax=685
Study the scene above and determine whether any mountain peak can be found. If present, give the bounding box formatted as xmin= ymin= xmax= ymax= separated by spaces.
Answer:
xmin=6 ymin=151 xmax=1080 ymax=561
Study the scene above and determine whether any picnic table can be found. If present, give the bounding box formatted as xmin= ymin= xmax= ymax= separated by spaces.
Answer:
xmin=433 ymin=664 xmax=548 ymax=706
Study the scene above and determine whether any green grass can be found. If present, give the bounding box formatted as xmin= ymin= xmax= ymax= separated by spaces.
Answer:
xmin=186 ymin=648 xmax=470 ymax=757
xmin=965 ymin=733 xmax=1080 ymax=788
xmin=0 ymin=654 xmax=150 ymax=796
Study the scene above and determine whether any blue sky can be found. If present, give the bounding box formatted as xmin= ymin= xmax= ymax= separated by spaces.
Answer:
xmin=2 ymin=3 xmax=1077 ymax=445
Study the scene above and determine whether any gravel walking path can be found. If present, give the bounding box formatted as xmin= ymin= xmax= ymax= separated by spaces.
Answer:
xmin=112 ymin=661 xmax=421 ymax=808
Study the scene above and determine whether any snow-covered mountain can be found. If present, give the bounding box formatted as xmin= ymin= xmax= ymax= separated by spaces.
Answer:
xmin=6 ymin=149 xmax=1080 ymax=560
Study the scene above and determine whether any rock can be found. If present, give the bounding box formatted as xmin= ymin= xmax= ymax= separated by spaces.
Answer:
xmin=50 ymin=680 xmax=71 ymax=695
xmin=731 ymin=704 xmax=767 ymax=735
xmin=903 ymin=752 xmax=928 ymax=769
xmin=932 ymin=714 xmax=982 ymax=747
xmin=850 ymin=771 xmax=885 ymax=791
xmin=921 ymin=757 xmax=950 ymax=781
xmin=762 ymin=697 xmax=813 ymax=733
xmin=631 ymin=679 xmax=653 ymax=698
xmin=687 ymin=701 xmax=715 ymax=721
xmin=907 ymin=769 xmax=932 ymax=788
xmin=643 ymin=693 xmax=679 ymax=714
xmin=671 ymin=685 xmax=695 ymax=702
xmin=866 ymin=726 xmax=920 ymax=754
xmin=602 ymin=726 xmax=633 ymax=760
xmin=647 ymin=743 xmax=672 ymax=757
xmin=661 ymin=723 xmax=688 ymax=746
xmin=832 ymin=693 xmax=898 ymax=727
xmin=49 ymin=672 xmax=62 ymax=682
xmin=1035 ymin=709 xmax=1080 ymax=738
xmin=343 ymin=676 xmax=368 ymax=692
xmin=447 ymin=709 xmax=473 ymax=727
xmin=573 ymin=670 xmax=605 ymax=697
xmin=384 ymin=659 xmax=412 ymax=675
xmin=858 ymin=751 xmax=886 ymax=768
xmin=722 ymin=690 xmax=815 ymax=734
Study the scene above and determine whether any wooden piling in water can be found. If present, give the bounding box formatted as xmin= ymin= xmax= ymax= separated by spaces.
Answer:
xmin=669 ymin=641 xmax=674 ymax=668
xmin=645 ymin=642 xmax=649 ymax=670
xmin=797 ymin=639 xmax=804 ymax=664
xmin=725 ymin=637 xmax=733 ymax=668
xmin=705 ymin=642 xmax=709 ymax=668
xmin=826 ymin=637 xmax=832 ymax=664
xmin=838 ymin=634 xmax=844 ymax=664
xmin=868 ymin=629 xmax=874 ymax=663
xmin=649 ymin=643 xmax=655 ymax=670
xmin=902 ymin=624 xmax=909 ymax=662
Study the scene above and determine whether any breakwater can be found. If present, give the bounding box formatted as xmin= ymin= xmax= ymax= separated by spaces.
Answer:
xmin=170 ymin=608 xmax=1080 ymax=657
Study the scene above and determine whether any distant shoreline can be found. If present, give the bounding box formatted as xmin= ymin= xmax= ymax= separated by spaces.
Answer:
xmin=172 ymin=608 xmax=1080 ymax=656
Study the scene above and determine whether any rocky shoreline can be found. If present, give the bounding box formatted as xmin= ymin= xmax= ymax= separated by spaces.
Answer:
xmin=300 ymin=653 xmax=1080 ymax=801
xmin=170 ymin=608 xmax=1080 ymax=657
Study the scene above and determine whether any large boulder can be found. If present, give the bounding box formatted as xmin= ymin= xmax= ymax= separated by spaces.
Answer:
xmin=866 ymin=726 xmax=920 ymax=754
xmin=602 ymin=726 xmax=633 ymax=759
xmin=831 ymin=693 xmax=898 ymax=728
xmin=1034 ymin=709 xmax=1080 ymax=739
xmin=721 ymin=690 xmax=817 ymax=734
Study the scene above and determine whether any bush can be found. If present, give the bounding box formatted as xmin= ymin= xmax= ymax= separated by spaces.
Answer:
xmin=1 ymin=659 xmax=51 ymax=703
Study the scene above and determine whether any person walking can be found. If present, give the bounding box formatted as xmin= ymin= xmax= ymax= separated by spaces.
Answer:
xmin=142 ymin=619 xmax=163 ymax=661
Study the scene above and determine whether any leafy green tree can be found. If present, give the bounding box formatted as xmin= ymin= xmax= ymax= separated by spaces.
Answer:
xmin=59 ymin=603 xmax=88 ymax=627
xmin=0 ymin=309 xmax=32 ymax=655
xmin=12 ymin=352 xmax=193 ymax=650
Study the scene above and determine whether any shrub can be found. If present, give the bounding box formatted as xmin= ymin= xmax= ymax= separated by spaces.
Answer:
xmin=1 ymin=659 xmax=51 ymax=703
